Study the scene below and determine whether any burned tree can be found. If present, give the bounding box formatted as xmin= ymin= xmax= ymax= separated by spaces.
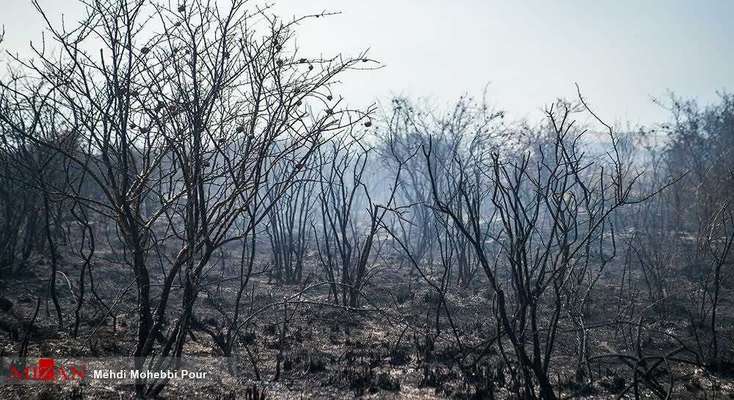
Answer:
xmin=1 ymin=0 xmax=373 ymax=397
xmin=315 ymin=131 xmax=401 ymax=307
xmin=421 ymin=97 xmax=648 ymax=399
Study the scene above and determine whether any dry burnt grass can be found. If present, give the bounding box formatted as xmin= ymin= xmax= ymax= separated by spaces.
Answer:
xmin=1 ymin=249 xmax=734 ymax=399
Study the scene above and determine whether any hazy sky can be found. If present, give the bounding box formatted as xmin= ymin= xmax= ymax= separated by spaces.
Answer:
xmin=2 ymin=0 xmax=732 ymax=125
